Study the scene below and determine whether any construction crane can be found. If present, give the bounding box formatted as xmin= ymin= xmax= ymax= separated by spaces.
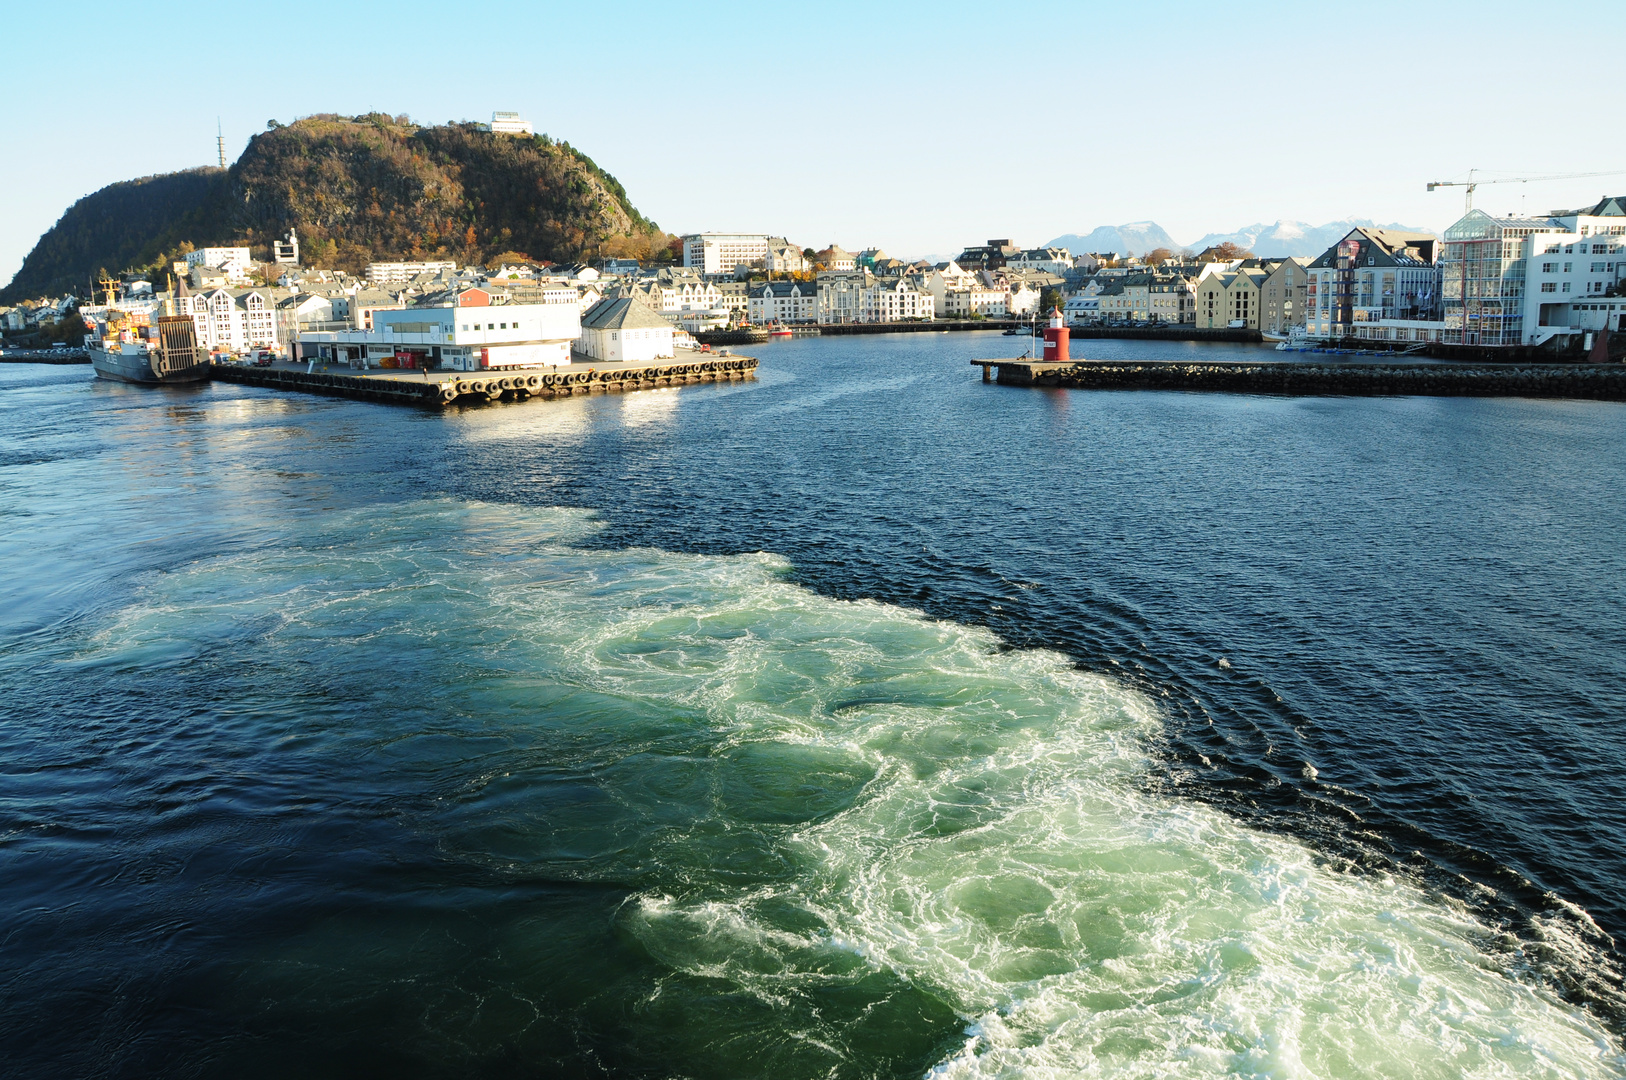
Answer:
xmin=1426 ymin=169 xmax=1626 ymax=213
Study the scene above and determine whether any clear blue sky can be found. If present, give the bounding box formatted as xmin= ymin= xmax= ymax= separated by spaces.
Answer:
xmin=3 ymin=0 xmax=1624 ymax=287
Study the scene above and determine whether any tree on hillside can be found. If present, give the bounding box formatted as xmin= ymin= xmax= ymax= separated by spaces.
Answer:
xmin=1142 ymin=247 xmax=1174 ymax=266
xmin=1197 ymin=241 xmax=1254 ymax=263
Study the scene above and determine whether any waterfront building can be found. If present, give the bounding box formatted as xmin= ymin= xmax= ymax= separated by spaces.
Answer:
xmin=367 ymin=261 xmax=459 ymax=285
xmin=682 ymin=233 xmax=769 ymax=275
xmin=176 ymin=287 xmax=281 ymax=354
xmin=299 ymin=287 xmax=581 ymax=370
xmin=579 ymin=296 xmax=675 ymax=363
xmin=1443 ymin=196 xmax=1625 ymax=347
xmin=349 ymin=288 xmax=406 ymax=330
xmin=1259 ymin=257 xmax=1311 ymax=334
xmin=862 ymin=276 xmax=934 ymax=322
xmin=1149 ymin=273 xmax=1195 ymax=324
xmin=1196 ymin=266 xmax=1268 ymax=329
xmin=747 ymin=281 xmax=817 ymax=324
xmin=817 ymin=270 xmax=872 ymax=325
xmin=1306 ymin=229 xmax=1440 ymax=339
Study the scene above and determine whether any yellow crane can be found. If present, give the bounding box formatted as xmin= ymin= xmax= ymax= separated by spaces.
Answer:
xmin=1426 ymin=169 xmax=1626 ymax=213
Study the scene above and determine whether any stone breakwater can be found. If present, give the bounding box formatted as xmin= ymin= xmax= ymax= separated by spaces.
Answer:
xmin=212 ymin=355 xmax=757 ymax=406
xmin=980 ymin=359 xmax=1626 ymax=400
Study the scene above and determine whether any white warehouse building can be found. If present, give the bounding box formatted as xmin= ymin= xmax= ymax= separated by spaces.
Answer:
xmin=298 ymin=285 xmax=580 ymax=370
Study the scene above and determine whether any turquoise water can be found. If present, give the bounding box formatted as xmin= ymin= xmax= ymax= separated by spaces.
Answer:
xmin=3 ymin=343 xmax=1625 ymax=1077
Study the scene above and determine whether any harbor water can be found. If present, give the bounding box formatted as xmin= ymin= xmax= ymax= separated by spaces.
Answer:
xmin=2 ymin=334 xmax=1625 ymax=1078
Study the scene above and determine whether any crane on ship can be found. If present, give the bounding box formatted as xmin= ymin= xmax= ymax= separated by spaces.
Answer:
xmin=1426 ymin=169 xmax=1626 ymax=213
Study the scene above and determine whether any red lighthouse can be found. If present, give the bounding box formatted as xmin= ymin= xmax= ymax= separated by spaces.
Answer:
xmin=1041 ymin=306 xmax=1069 ymax=363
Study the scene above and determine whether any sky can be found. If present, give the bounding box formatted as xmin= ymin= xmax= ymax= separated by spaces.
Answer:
xmin=3 ymin=0 xmax=1625 ymax=287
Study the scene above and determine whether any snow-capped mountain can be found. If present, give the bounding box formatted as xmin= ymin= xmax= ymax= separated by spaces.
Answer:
xmin=1043 ymin=222 xmax=1181 ymax=257
xmin=1042 ymin=219 xmax=1435 ymax=259
xmin=1189 ymin=219 xmax=1434 ymax=258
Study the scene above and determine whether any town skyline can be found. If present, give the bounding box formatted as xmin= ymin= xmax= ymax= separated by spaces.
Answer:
xmin=3 ymin=0 xmax=1624 ymax=290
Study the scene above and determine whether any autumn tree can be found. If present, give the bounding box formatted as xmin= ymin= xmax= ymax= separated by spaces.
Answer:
xmin=1197 ymin=242 xmax=1254 ymax=263
xmin=1142 ymin=247 xmax=1175 ymax=266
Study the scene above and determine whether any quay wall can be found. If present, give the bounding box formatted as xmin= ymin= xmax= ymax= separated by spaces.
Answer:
xmin=991 ymin=360 xmax=1626 ymax=400
xmin=212 ymin=356 xmax=757 ymax=406
xmin=1068 ymin=326 xmax=1263 ymax=344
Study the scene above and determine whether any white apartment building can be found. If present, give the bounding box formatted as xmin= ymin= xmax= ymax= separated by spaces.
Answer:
xmin=747 ymin=281 xmax=817 ymax=323
xmin=177 ymin=287 xmax=280 ymax=353
xmin=367 ymin=261 xmax=459 ymax=285
xmin=862 ymin=277 xmax=934 ymax=322
xmin=185 ymin=247 xmax=254 ymax=276
xmin=299 ymin=286 xmax=580 ymax=370
xmin=682 ymin=233 xmax=769 ymax=275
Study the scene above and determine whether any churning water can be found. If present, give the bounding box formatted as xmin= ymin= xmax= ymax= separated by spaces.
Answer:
xmin=2 ymin=335 xmax=1624 ymax=1078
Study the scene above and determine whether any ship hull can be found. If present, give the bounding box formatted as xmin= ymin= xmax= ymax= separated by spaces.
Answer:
xmin=90 ymin=346 xmax=210 ymax=385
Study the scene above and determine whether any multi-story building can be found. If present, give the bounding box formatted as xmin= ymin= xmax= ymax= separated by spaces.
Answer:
xmin=682 ymin=233 xmax=769 ymax=275
xmin=1259 ymin=257 xmax=1311 ymax=334
xmin=1196 ymin=266 xmax=1268 ymax=329
xmin=1443 ymin=196 xmax=1625 ymax=347
xmin=765 ymin=239 xmax=807 ymax=274
xmin=748 ymin=281 xmax=817 ymax=324
xmin=299 ymin=287 xmax=580 ymax=370
xmin=1306 ymin=229 xmax=1440 ymax=339
xmin=862 ymin=277 xmax=934 ymax=322
xmin=817 ymin=270 xmax=872 ymax=324
xmin=954 ymin=239 xmax=1022 ymax=271
xmin=1148 ymin=273 xmax=1195 ymax=324
xmin=1009 ymin=247 xmax=1072 ymax=275
xmin=367 ymin=261 xmax=459 ymax=285
xmin=176 ymin=287 xmax=280 ymax=353
xmin=185 ymin=247 xmax=254 ymax=282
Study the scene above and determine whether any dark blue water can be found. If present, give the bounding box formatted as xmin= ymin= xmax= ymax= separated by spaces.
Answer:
xmin=3 ymin=336 xmax=1624 ymax=1078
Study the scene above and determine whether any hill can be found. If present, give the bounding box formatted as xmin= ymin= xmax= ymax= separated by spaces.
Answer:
xmin=1044 ymin=222 xmax=1181 ymax=257
xmin=2 ymin=113 xmax=674 ymax=302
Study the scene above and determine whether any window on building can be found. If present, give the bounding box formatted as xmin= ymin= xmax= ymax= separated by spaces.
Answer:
xmin=1541 ymin=282 xmax=1557 ymax=293
xmin=1562 ymin=283 xmax=1571 ymax=293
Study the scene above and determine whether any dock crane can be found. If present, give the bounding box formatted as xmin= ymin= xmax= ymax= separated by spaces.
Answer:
xmin=1426 ymin=169 xmax=1626 ymax=213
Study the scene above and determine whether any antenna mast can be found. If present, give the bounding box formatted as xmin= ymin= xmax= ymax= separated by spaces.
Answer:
xmin=216 ymin=118 xmax=226 ymax=168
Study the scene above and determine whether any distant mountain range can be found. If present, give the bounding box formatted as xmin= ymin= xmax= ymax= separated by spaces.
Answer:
xmin=1044 ymin=218 xmax=1434 ymax=259
xmin=1044 ymin=222 xmax=1180 ymax=258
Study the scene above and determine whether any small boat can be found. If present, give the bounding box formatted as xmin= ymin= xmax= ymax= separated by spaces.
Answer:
xmin=768 ymin=324 xmax=793 ymax=338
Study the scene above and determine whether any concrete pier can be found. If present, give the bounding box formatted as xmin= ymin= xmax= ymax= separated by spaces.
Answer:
xmin=213 ymin=351 xmax=757 ymax=407
xmin=972 ymin=359 xmax=1626 ymax=401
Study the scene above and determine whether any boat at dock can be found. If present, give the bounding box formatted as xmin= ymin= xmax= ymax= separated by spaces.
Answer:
xmin=88 ymin=313 xmax=208 ymax=385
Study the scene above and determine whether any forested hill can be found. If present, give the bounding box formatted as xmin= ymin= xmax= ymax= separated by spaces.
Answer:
xmin=2 ymin=113 xmax=674 ymax=302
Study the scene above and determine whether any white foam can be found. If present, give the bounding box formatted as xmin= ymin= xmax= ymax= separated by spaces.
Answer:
xmin=89 ymin=498 xmax=1626 ymax=1077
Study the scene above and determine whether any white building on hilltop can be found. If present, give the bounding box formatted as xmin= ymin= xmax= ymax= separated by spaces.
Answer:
xmin=682 ymin=233 xmax=769 ymax=275
xmin=482 ymin=111 xmax=534 ymax=135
